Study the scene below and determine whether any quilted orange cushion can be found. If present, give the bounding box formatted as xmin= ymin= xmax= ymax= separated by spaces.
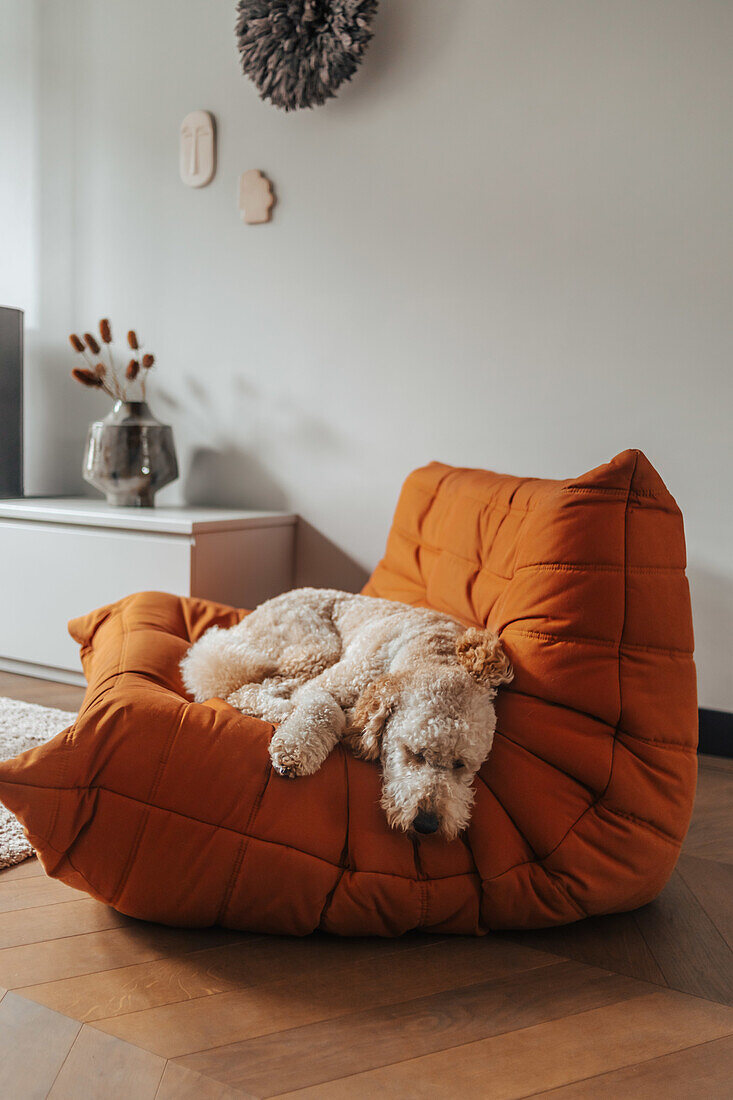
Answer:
xmin=0 ymin=449 xmax=697 ymax=933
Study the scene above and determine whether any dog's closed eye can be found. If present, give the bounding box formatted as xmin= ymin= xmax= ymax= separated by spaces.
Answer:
xmin=405 ymin=749 xmax=467 ymax=771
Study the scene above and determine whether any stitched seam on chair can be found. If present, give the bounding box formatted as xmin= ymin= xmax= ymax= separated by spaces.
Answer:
xmin=561 ymin=485 xmax=659 ymax=499
xmin=514 ymin=563 xmax=685 ymax=575
xmin=407 ymin=479 xmax=541 ymax=515
xmin=419 ymin=880 xmax=430 ymax=928
xmin=505 ymin=629 xmax=618 ymax=648
xmin=626 ymin=502 xmax=681 ymax=514
xmin=504 ymin=687 xmax=616 ymax=730
xmin=49 ymin=601 xmax=134 ymax=843
xmin=560 ymin=486 xmax=679 ymax=514
xmin=622 ymin=640 xmax=694 ymax=656
xmin=20 ymin=782 xmax=482 ymax=883
xmin=46 ymin=732 xmax=72 ymax=852
xmin=216 ymin=838 xmax=248 ymax=926
xmin=492 ymin=730 xmax=600 ymax=797
xmin=218 ymin=759 xmax=274 ymax=924
xmin=597 ymin=451 xmax=637 ymax=851
xmin=408 ymin=837 xmax=431 ymax=929
xmin=616 ymin=731 xmax=697 ymax=752
xmin=415 ymin=850 xmax=430 ymax=929
xmin=478 ymin=455 xmax=640 ymax=893
xmin=484 ymin=480 xmax=524 ymax=558
xmin=318 ymin=749 xmax=352 ymax=927
xmin=503 ymin=687 xmax=696 ymax=748
xmin=111 ymin=685 xmax=188 ymax=910
xmin=504 ymin=628 xmax=693 ymax=657
xmin=543 ymin=866 xmax=588 ymax=918
xmin=391 ymin=527 xmax=512 ymax=579
xmin=475 ymin=773 xmax=540 ymax=861
xmin=391 ymin=527 xmax=514 ymax=582
xmin=595 ymin=803 xmax=682 ymax=845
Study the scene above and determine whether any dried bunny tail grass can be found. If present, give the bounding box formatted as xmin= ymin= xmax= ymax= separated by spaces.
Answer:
xmin=99 ymin=319 xmax=112 ymax=343
xmin=142 ymin=353 xmax=155 ymax=369
xmin=127 ymin=330 xmax=139 ymax=350
xmin=72 ymin=367 xmax=103 ymax=388
xmin=69 ymin=334 xmax=85 ymax=353
xmin=126 ymin=358 xmax=140 ymax=380
xmin=84 ymin=333 xmax=101 ymax=355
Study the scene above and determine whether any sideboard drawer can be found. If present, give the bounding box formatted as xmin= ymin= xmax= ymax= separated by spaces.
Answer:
xmin=0 ymin=520 xmax=191 ymax=673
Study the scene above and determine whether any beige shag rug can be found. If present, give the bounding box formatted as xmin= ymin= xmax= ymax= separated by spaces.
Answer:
xmin=0 ymin=697 xmax=77 ymax=870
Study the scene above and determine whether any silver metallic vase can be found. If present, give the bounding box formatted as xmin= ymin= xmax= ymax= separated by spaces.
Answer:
xmin=83 ymin=400 xmax=178 ymax=507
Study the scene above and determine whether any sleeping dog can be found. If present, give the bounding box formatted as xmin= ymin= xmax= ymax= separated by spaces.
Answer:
xmin=181 ymin=588 xmax=512 ymax=840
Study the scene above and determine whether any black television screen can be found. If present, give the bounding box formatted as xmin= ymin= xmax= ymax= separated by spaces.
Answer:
xmin=0 ymin=306 xmax=23 ymax=497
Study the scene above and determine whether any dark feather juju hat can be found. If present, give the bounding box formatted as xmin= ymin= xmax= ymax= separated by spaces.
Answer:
xmin=235 ymin=0 xmax=379 ymax=111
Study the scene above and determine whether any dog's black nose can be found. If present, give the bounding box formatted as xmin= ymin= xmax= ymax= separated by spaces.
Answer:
xmin=413 ymin=810 xmax=440 ymax=835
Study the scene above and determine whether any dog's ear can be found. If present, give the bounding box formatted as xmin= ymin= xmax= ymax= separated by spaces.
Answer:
xmin=456 ymin=627 xmax=513 ymax=687
xmin=346 ymin=675 xmax=400 ymax=761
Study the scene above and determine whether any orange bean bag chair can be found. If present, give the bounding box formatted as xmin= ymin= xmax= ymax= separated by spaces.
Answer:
xmin=0 ymin=449 xmax=697 ymax=934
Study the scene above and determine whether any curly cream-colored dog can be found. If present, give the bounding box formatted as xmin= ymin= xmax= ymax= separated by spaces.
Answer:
xmin=181 ymin=588 xmax=512 ymax=840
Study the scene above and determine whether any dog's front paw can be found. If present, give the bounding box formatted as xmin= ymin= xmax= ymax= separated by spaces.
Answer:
xmin=269 ymin=737 xmax=316 ymax=779
xmin=270 ymin=750 xmax=303 ymax=779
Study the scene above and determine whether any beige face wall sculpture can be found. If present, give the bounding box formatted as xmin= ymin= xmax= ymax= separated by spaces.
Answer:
xmin=179 ymin=110 xmax=216 ymax=188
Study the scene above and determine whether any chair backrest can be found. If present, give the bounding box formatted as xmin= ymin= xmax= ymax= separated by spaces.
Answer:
xmin=365 ymin=449 xmax=694 ymax=646
xmin=364 ymin=459 xmax=556 ymax=627
xmin=365 ymin=448 xmax=697 ymax=767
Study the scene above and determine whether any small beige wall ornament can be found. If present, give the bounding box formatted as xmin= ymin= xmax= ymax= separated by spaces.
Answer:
xmin=238 ymin=170 xmax=274 ymax=224
xmin=180 ymin=110 xmax=216 ymax=188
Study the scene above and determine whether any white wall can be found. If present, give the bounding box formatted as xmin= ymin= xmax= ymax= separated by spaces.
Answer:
xmin=0 ymin=0 xmax=37 ymax=321
xmin=17 ymin=0 xmax=733 ymax=711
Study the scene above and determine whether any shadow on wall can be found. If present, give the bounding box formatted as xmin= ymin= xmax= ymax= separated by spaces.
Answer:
xmin=296 ymin=520 xmax=369 ymax=593
xmin=24 ymin=332 xmax=110 ymax=497
xmin=174 ymin=374 xmax=371 ymax=593
xmin=184 ymin=445 xmax=290 ymax=511
xmin=183 ymin=447 xmax=369 ymax=594
xmin=340 ymin=0 xmax=461 ymax=110
xmin=687 ymin=562 xmax=733 ymax=714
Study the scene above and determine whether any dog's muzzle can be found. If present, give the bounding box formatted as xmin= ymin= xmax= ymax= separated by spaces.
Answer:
xmin=413 ymin=809 xmax=440 ymax=835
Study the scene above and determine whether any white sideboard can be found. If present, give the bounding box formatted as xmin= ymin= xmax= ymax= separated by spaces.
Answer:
xmin=0 ymin=498 xmax=297 ymax=685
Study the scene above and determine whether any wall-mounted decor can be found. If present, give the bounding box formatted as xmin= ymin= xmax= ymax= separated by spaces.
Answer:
xmin=238 ymin=170 xmax=275 ymax=224
xmin=0 ymin=307 xmax=23 ymax=498
xmin=179 ymin=110 xmax=216 ymax=187
xmin=235 ymin=0 xmax=379 ymax=111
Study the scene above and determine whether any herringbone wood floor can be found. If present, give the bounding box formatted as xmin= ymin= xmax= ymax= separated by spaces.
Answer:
xmin=0 ymin=671 xmax=731 ymax=1098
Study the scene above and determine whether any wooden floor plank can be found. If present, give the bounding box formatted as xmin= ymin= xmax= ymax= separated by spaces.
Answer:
xmin=173 ymin=962 xmax=652 ymax=1095
xmin=0 ymin=855 xmax=45 ymax=880
xmin=156 ymin=1062 xmax=256 ymax=1100
xmin=683 ymin=761 xmax=733 ymax=863
xmin=19 ymin=931 xmax=445 ymax=1023
xmin=633 ymin=868 xmax=733 ymax=1005
xmin=0 ymin=670 xmax=85 ymax=711
xmin=0 ymin=896 xmax=129 ymax=949
xmin=19 ymin=941 xmax=262 ymax=1023
xmin=0 ymin=922 xmax=247 ymax=989
xmin=92 ymin=937 xmax=559 ymax=1059
xmin=537 ymin=1031 xmax=733 ymax=1098
xmin=274 ymin=990 xmax=733 ymax=1100
xmin=498 ymin=905 xmax=667 ymax=988
xmin=677 ymin=853 xmax=733 ymax=951
xmin=0 ymin=872 xmax=86 ymax=914
xmin=0 ymin=991 xmax=81 ymax=1100
xmin=47 ymin=1024 xmax=165 ymax=1099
